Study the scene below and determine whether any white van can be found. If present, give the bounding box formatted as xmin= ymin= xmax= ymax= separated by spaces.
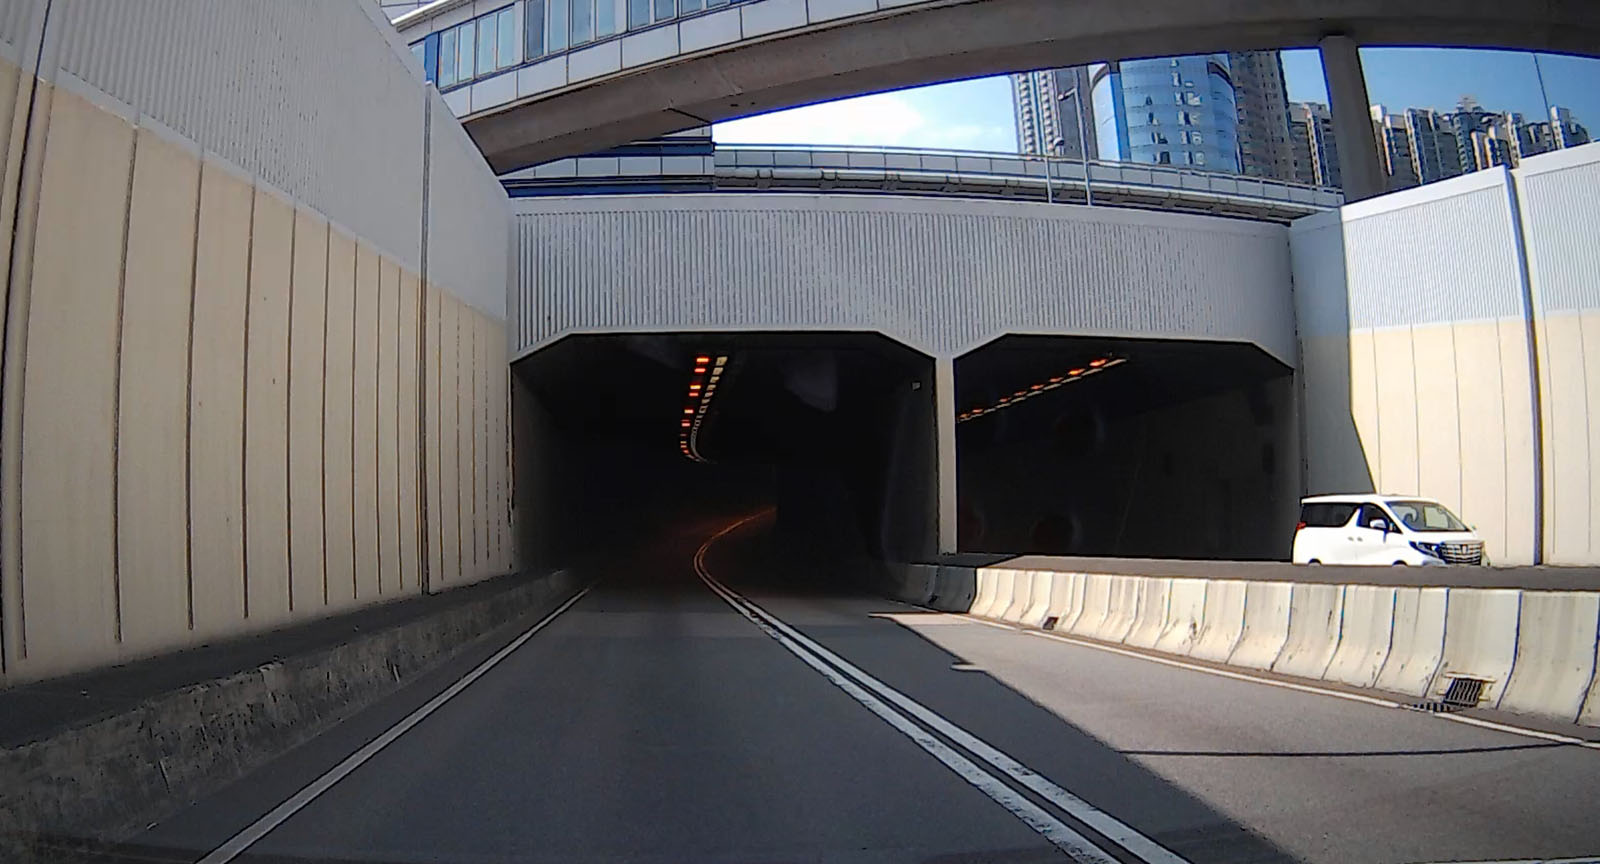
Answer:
xmin=1292 ymin=494 xmax=1486 ymax=566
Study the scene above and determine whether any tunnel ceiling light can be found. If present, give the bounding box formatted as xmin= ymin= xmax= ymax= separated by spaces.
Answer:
xmin=957 ymin=356 xmax=1127 ymax=425
xmin=680 ymin=352 xmax=733 ymax=463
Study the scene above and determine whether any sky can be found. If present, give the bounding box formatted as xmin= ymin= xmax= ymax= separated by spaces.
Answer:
xmin=714 ymin=48 xmax=1600 ymax=154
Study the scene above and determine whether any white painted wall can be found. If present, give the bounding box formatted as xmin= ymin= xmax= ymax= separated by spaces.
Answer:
xmin=511 ymin=194 xmax=1297 ymax=364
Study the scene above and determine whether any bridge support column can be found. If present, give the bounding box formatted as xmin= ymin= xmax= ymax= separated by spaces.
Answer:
xmin=1319 ymin=34 xmax=1386 ymax=202
xmin=935 ymin=357 xmax=958 ymax=554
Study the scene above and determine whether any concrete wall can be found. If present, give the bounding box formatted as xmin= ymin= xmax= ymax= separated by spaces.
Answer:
xmin=941 ymin=564 xmax=1600 ymax=726
xmin=1290 ymin=167 xmax=1543 ymax=565
xmin=1516 ymin=145 xmax=1600 ymax=566
xmin=0 ymin=1 xmax=512 ymax=685
xmin=511 ymin=194 xmax=1297 ymax=365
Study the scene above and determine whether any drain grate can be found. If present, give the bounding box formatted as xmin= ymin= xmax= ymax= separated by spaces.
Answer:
xmin=1041 ymin=616 xmax=1059 ymax=631
xmin=1407 ymin=676 xmax=1488 ymax=714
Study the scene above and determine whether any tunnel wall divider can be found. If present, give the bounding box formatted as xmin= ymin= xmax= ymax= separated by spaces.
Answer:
xmin=878 ymin=562 xmax=1600 ymax=726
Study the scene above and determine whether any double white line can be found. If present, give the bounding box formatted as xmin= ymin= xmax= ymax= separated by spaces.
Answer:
xmin=693 ymin=523 xmax=1189 ymax=864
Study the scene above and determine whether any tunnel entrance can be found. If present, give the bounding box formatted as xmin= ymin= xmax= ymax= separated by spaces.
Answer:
xmin=511 ymin=333 xmax=935 ymax=585
xmin=954 ymin=335 xmax=1297 ymax=560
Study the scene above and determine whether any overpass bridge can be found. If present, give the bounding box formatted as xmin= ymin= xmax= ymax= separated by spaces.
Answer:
xmin=0 ymin=2 xmax=1597 ymax=863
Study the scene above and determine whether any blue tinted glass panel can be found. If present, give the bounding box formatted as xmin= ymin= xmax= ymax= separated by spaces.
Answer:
xmin=457 ymin=20 xmax=476 ymax=81
xmin=423 ymin=33 xmax=438 ymax=82
xmin=498 ymin=8 xmax=518 ymax=68
xmin=476 ymin=13 xmax=496 ymax=76
xmin=526 ymin=0 xmax=545 ymax=56
xmin=570 ymin=0 xmax=593 ymax=44
xmin=596 ymin=0 xmax=616 ymax=37
xmin=549 ymin=0 xmax=568 ymax=50
xmin=679 ymin=0 xmax=702 ymax=11
xmin=439 ymin=27 xmax=457 ymax=86
xmin=654 ymin=0 xmax=675 ymax=20
xmin=629 ymin=0 xmax=649 ymax=28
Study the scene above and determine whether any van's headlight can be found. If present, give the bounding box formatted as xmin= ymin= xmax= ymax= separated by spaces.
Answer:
xmin=1410 ymin=541 xmax=1442 ymax=559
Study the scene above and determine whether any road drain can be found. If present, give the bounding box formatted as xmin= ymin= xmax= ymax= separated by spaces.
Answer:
xmin=1406 ymin=676 xmax=1488 ymax=714
xmin=1041 ymin=616 xmax=1059 ymax=630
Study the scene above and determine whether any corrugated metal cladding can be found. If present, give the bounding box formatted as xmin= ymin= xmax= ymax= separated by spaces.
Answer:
xmin=1516 ymin=144 xmax=1600 ymax=312
xmin=428 ymin=87 xmax=511 ymax=320
xmin=0 ymin=0 xmax=43 ymax=58
xmin=513 ymin=195 xmax=1296 ymax=363
xmin=1337 ymin=171 xmax=1526 ymax=330
xmin=48 ymin=0 xmax=425 ymax=272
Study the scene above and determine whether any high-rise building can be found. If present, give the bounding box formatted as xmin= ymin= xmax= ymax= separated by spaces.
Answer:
xmin=1448 ymin=97 xmax=1497 ymax=174
xmin=1402 ymin=108 xmax=1464 ymax=184
xmin=1288 ymin=101 xmax=1339 ymax=188
xmin=1011 ymin=67 xmax=1095 ymax=158
xmin=1371 ymin=106 xmax=1420 ymax=191
xmin=1552 ymin=106 xmax=1592 ymax=148
xmin=1228 ymin=50 xmax=1296 ymax=182
xmin=1091 ymin=55 xmax=1240 ymax=173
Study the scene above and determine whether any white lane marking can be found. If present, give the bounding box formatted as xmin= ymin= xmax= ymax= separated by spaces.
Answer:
xmin=196 ymin=586 xmax=592 ymax=864
xmin=954 ymin=616 xmax=1600 ymax=753
xmin=699 ymin=573 xmax=1117 ymax=863
xmin=694 ymin=523 xmax=1187 ymax=864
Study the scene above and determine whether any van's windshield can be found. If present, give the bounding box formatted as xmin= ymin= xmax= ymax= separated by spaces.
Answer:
xmin=1386 ymin=500 xmax=1468 ymax=532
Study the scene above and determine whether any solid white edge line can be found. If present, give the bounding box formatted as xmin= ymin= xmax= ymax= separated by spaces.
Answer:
xmin=195 ymin=586 xmax=592 ymax=864
xmin=710 ymin=574 xmax=1189 ymax=864
xmin=933 ymin=610 xmax=1600 ymax=753
xmin=694 ymin=570 xmax=1119 ymax=864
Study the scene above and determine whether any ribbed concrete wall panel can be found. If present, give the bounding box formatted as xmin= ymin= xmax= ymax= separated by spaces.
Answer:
xmin=1338 ymin=170 xmax=1525 ymax=330
xmin=1518 ymin=145 xmax=1600 ymax=313
xmin=49 ymin=0 xmax=424 ymax=271
xmin=513 ymin=195 xmax=1294 ymax=362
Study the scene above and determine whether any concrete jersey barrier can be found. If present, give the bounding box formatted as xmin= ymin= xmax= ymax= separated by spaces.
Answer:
xmin=1070 ymin=574 xmax=1116 ymax=638
xmin=1189 ymin=580 xmax=1247 ymax=663
xmin=1226 ymin=581 xmax=1293 ymax=670
xmin=947 ymin=565 xmax=1600 ymax=726
xmin=1154 ymin=578 xmax=1207 ymax=654
xmin=1099 ymin=576 xmax=1142 ymax=643
xmin=1434 ymin=589 xmax=1521 ymax=706
xmin=1499 ymin=591 xmax=1599 ymax=720
xmin=1324 ymin=585 xmax=1397 ymax=688
xmin=1272 ymin=584 xmax=1344 ymax=679
xmin=1373 ymin=587 xmax=1448 ymax=697
xmin=1123 ymin=577 xmax=1171 ymax=649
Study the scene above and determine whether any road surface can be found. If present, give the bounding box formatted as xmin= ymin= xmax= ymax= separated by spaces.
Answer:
xmin=132 ymin=515 xmax=1600 ymax=864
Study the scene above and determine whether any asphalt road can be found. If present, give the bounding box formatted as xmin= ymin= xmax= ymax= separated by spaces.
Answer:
xmin=133 ymin=516 xmax=1600 ymax=864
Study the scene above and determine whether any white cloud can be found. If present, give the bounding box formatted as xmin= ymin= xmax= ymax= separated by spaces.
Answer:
xmin=714 ymin=88 xmax=1014 ymax=152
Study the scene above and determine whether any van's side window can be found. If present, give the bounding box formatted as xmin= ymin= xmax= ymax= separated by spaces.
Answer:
xmin=1300 ymin=502 xmax=1357 ymax=527
xmin=1358 ymin=504 xmax=1391 ymax=530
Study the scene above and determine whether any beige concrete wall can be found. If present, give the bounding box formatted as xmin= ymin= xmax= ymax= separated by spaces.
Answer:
xmin=1290 ymin=170 xmax=1544 ymax=565
xmin=0 ymin=7 xmax=514 ymax=683
xmin=1517 ymin=145 xmax=1600 ymax=565
xmin=1336 ymin=320 xmax=1539 ymax=565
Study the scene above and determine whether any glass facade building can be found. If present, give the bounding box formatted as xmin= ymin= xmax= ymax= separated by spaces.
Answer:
xmin=1090 ymin=55 xmax=1239 ymax=173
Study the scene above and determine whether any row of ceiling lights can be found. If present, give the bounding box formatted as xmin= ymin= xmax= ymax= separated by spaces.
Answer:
xmin=956 ymin=356 xmax=1126 ymax=423
xmin=680 ymin=353 xmax=729 ymax=462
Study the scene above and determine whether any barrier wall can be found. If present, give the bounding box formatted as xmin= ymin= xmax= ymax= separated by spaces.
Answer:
xmin=1373 ymin=587 xmax=1448 ymax=696
xmin=1227 ymin=581 xmax=1293 ymax=669
xmin=0 ymin=2 xmax=513 ymax=685
xmin=1189 ymin=580 xmax=1247 ymax=663
xmin=1324 ymin=585 xmax=1395 ymax=688
xmin=929 ymin=564 xmax=1600 ymax=726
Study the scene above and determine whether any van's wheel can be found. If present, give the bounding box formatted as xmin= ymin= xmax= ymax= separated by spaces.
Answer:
xmin=1392 ymin=561 xmax=1407 ymax=566
xmin=1307 ymin=560 xmax=1321 ymax=565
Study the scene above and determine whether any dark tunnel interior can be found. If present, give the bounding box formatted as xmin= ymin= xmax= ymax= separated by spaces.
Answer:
xmin=955 ymin=335 xmax=1298 ymax=560
xmin=511 ymin=332 xmax=936 ymax=590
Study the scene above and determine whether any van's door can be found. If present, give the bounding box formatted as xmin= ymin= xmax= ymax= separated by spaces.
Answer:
xmin=1351 ymin=503 xmax=1395 ymax=564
